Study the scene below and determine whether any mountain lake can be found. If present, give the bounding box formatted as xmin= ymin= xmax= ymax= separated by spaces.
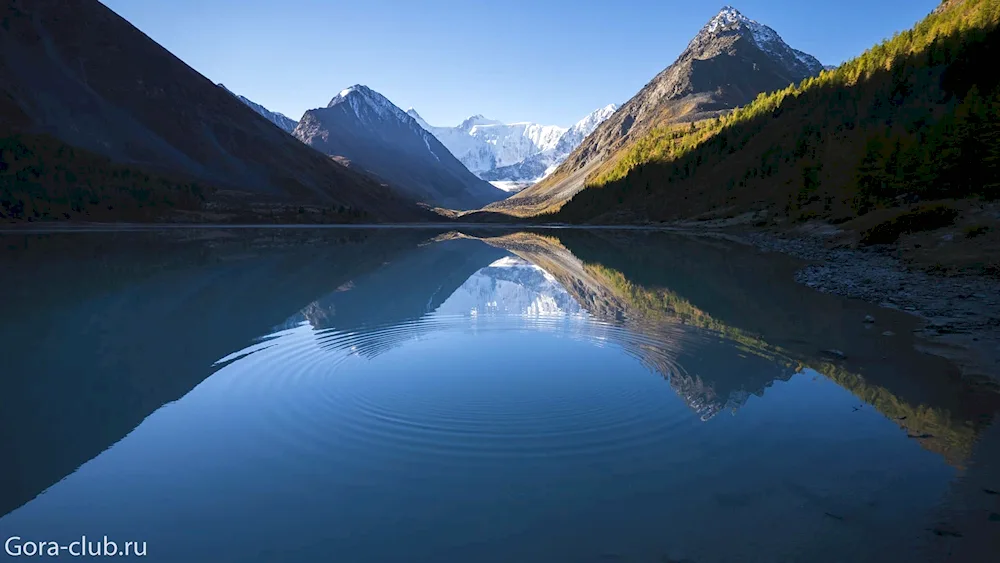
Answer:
xmin=1 ymin=227 xmax=997 ymax=562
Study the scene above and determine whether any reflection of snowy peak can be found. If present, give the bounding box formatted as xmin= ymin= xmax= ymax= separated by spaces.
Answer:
xmin=411 ymin=104 xmax=618 ymax=192
xmin=437 ymin=257 xmax=583 ymax=316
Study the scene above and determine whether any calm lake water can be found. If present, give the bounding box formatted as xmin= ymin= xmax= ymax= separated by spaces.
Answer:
xmin=1 ymin=227 xmax=997 ymax=562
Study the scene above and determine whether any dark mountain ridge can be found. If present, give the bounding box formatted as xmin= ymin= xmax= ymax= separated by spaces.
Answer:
xmin=0 ymin=0 xmax=432 ymax=223
xmin=294 ymin=85 xmax=505 ymax=211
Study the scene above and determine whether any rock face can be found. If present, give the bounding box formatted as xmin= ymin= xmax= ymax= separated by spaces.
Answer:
xmin=294 ymin=86 xmax=505 ymax=210
xmin=497 ymin=5 xmax=823 ymax=214
xmin=0 ymin=0 xmax=430 ymax=221
xmin=221 ymin=85 xmax=298 ymax=133
xmin=411 ymin=105 xmax=618 ymax=192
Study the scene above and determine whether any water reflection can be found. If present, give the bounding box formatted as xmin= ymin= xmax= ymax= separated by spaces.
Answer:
xmin=439 ymin=256 xmax=583 ymax=317
xmin=0 ymin=227 xmax=996 ymax=562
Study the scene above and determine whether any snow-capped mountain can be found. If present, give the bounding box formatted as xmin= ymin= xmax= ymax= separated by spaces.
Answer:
xmin=219 ymin=84 xmax=298 ymax=133
xmin=501 ymin=5 xmax=823 ymax=212
xmin=689 ymin=6 xmax=823 ymax=78
xmin=410 ymin=104 xmax=618 ymax=192
xmin=406 ymin=104 xmax=618 ymax=192
xmin=554 ymin=104 xmax=620 ymax=155
xmin=408 ymin=109 xmax=567 ymax=173
xmin=406 ymin=109 xmax=500 ymax=173
xmin=481 ymin=104 xmax=620 ymax=191
xmin=293 ymin=85 xmax=505 ymax=210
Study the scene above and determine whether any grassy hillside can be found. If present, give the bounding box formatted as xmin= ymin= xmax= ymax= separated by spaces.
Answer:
xmin=553 ymin=0 xmax=1000 ymax=224
xmin=0 ymin=133 xmax=207 ymax=222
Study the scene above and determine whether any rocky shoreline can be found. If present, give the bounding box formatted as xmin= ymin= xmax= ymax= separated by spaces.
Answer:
xmin=735 ymin=230 xmax=1000 ymax=386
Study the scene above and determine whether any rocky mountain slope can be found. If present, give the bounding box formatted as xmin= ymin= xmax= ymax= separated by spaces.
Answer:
xmin=491 ymin=6 xmax=823 ymax=215
xmin=551 ymin=0 xmax=1000 ymax=230
xmin=411 ymin=105 xmax=618 ymax=192
xmin=294 ymin=86 xmax=505 ymax=210
xmin=221 ymin=85 xmax=298 ymax=133
xmin=0 ymin=0 xmax=432 ymax=223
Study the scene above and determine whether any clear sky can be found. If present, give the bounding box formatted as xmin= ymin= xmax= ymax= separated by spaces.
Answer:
xmin=101 ymin=0 xmax=940 ymax=128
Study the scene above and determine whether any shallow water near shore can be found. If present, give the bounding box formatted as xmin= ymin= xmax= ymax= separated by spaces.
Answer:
xmin=0 ymin=227 xmax=996 ymax=562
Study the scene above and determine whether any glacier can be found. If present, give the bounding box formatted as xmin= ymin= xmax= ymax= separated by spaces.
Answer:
xmin=410 ymin=104 xmax=619 ymax=192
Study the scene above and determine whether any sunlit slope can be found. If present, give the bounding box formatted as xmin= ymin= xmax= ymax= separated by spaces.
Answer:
xmin=487 ymin=6 xmax=824 ymax=218
xmin=554 ymin=0 xmax=1000 ymax=223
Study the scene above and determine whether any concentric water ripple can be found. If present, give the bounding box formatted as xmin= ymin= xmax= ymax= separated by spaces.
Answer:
xmin=205 ymin=310 xmax=731 ymax=474
xmin=0 ymin=234 xmax=965 ymax=563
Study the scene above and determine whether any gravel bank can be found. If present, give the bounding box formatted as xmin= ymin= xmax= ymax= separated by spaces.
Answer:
xmin=742 ymin=232 xmax=1000 ymax=385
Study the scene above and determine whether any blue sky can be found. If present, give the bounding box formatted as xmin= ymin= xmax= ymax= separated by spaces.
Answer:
xmin=102 ymin=0 xmax=940 ymax=127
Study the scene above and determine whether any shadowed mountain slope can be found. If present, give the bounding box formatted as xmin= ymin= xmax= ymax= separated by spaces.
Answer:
xmin=295 ymin=86 xmax=505 ymax=211
xmin=0 ymin=0 xmax=432 ymax=223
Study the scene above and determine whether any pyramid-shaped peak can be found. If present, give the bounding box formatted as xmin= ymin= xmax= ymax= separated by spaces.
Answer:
xmin=685 ymin=7 xmax=824 ymax=78
xmin=703 ymin=6 xmax=757 ymax=33
xmin=329 ymin=84 xmax=378 ymax=105
xmin=325 ymin=84 xmax=415 ymax=126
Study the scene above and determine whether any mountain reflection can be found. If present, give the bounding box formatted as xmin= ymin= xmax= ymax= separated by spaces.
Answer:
xmin=1 ymin=226 xmax=997 ymax=525
xmin=439 ymin=256 xmax=583 ymax=317
xmin=476 ymin=230 xmax=998 ymax=463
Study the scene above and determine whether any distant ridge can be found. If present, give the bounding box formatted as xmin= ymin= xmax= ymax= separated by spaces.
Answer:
xmin=221 ymin=85 xmax=298 ymax=134
xmin=294 ymin=85 xmax=505 ymax=210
